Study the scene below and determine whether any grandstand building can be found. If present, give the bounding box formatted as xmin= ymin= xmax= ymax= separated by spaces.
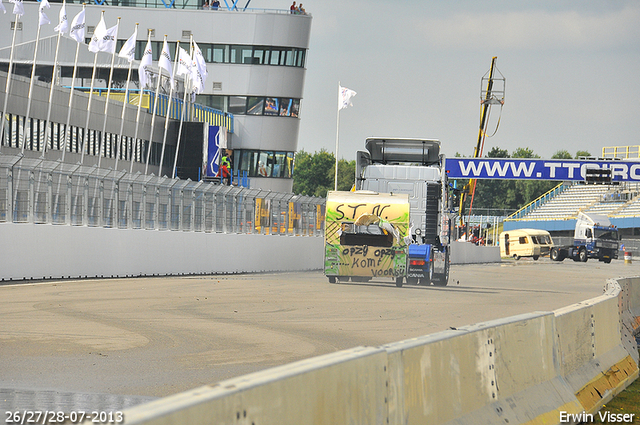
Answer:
xmin=0 ymin=0 xmax=311 ymax=192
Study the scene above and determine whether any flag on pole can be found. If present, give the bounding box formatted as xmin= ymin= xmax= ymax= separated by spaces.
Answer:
xmin=9 ymin=0 xmax=24 ymax=17
xmin=88 ymin=17 xmax=117 ymax=53
xmin=339 ymin=85 xmax=357 ymax=110
xmin=118 ymin=26 xmax=137 ymax=62
xmin=158 ymin=39 xmax=174 ymax=89
xmin=0 ymin=0 xmax=6 ymax=14
xmin=191 ymin=41 xmax=207 ymax=94
xmin=69 ymin=8 xmax=85 ymax=43
xmin=138 ymin=40 xmax=152 ymax=88
xmin=176 ymin=47 xmax=192 ymax=81
xmin=53 ymin=1 xmax=68 ymax=33
xmin=38 ymin=0 xmax=50 ymax=26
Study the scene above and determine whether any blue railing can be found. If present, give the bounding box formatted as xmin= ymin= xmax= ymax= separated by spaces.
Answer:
xmin=72 ymin=87 xmax=234 ymax=133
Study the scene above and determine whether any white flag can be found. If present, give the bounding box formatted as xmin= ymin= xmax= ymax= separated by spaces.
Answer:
xmin=138 ymin=40 xmax=152 ymax=89
xmin=69 ymin=8 xmax=85 ymax=43
xmin=9 ymin=0 xmax=24 ymax=17
xmin=118 ymin=26 xmax=137 ymax=62
xmin=0 ymin=0 xmax=6 ymax=14
xmin=176 ymin=47 xmax=192 ymax=82
xmin=53 ymin=2 xmax=68 ymax=33
xmin=339 ymin=85 xmax=357 ymax=110
xmin=158 ymin=39 xmax=174 ymax=89
xmin=191 ymin=41 xmax=207 ymax=94
xmin=88 ymin=17 xmax=117 ymax=53
xmin=38 ymin=0 xmax=50 ymax=26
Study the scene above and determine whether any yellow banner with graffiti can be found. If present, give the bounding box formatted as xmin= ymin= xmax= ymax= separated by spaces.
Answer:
xmin=324 ymin=191 xmax=410 ymax=278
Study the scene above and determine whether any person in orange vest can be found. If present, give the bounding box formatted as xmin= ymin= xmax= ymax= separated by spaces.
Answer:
xmin=217 ymin=156 xmax=231 ymax=185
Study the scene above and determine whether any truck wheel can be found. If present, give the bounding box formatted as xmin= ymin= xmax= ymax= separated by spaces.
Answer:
xmin=550 ymin=248 xmax=560 ymax=261
xmin=328 ymin=276 xmax=336 ymax=283
xmin=395 ymin=277 xmax=404 ymax=288
xmin=579 ymin=248 xmax=588 ymax=262
xmin=513 ymin=254 xmax=520 ymax=260
xmin=533 ymin=255 xmax=540 ymax=261
xmin=603 ymin=257 xmax=612 ymax=264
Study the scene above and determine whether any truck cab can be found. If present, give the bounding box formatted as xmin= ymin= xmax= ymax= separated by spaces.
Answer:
xmin=550 ymin=212 xmax=619 ymax=263
xmin=355 ymin=138 xmax=452 ymax=286
xmin=574 ymin=212 xmax=619 ymax=263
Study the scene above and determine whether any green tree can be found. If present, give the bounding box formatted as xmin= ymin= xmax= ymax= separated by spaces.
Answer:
xmin=575 ymin=150 xmax=592 ymax=158
xmin=335 ymin=159 xmax=356 ymax=192
xmin=552 ymin=150 xmax=572 ymax=159
xmin=293 ymin=150 xmax=354 ymax=197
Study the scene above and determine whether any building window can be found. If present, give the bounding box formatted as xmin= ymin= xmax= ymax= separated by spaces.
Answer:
xmin=234 ymin=149 xmax=294 ymax=179
xmin=228 ymin=96 xmax=247 ymax=115
xmin=247 ymin=97 xmax=264 ymax=115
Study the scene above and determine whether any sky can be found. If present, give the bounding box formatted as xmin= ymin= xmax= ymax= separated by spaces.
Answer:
xmin=262 ymin=0 xmax=640 ymax=161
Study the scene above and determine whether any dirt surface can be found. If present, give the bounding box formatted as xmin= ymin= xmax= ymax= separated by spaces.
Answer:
xmin=1 ymin=258 xmax=638 ymax=403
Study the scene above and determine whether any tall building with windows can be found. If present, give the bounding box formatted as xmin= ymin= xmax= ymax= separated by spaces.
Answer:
xmin=0 ymin=0 xmax=311 ymax=192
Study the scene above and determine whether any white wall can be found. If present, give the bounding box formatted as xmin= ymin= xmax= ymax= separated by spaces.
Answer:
xmin=0 ymin=223 xmax=324 ymax=281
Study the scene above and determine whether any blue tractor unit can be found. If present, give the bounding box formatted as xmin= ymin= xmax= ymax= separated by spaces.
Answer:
xmin=355 ymin=138 xmax=452 ymax=286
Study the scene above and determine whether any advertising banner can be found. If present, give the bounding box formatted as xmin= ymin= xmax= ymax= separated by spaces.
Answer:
xmin=446 ymin=158 xmax=640 ymax=182
xmin=204 ymin=125 xmax=227 ymax=178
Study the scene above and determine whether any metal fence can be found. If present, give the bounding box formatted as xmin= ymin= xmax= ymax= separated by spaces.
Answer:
xmin=0 ymin=154 xmax=325 ymax=236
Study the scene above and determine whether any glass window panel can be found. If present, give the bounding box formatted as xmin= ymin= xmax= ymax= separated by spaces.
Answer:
xmin=264 ymin=97 xmax=279 ymax=116
xmin=247 ymin=97 xmax=264 ymax=115
xmin=230 ymin=45 xmax=253 ymax=64
xmin=285 ymin=49 xmax=295 ymax=66
xmin=252 ymin=47 xmax=267 ymax=65
xmin=273 ymin=152 xmax=286 ymax=178
xmin=279 ymin=98 xmax=292 ymax=117
xmin=212 ymin=45 xmax=227 ymax=63
xmin=228 ymin=96 xmax=247 ymax=114
xmin=257 ymin=151 xmax=271 ymax=177
xmin=296 ymin=49 xmax=305 ymax=67
xmin=286 ymin=152 xmax=294 ymax=178
xmin=291 ymin=99 xmax=300 ymax=117
xmin=269 ymin=49 xmax=281 ymax=65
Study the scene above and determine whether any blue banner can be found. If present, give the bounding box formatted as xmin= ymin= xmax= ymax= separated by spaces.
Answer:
xmin=445 ymin=158 xmax=640 ymax=182
xmin=205 ymin=126 xmax=224 ymax=178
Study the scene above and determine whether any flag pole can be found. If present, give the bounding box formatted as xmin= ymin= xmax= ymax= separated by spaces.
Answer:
xmin=43 ymin=0 xmax=68 ymax=158
xmin=0 ymin=11 xmax=20 ymax=152
xmin=81 ymin=10 xmax=106 ymax=165
xmin=62 ymin=4 xmax=85 ymax=162
xmin=133 ymin=29 xmax=152 ymax=174
xmin=21 ymin=12 xmax=46 ymax=153
xmin=334 ymin=81 xmax=340 ymax=191
xmin=116 ymin=23 xmax=138 ymax=172
xmin=97 ymin=16 xmax=121 ymax=168
xmin=145 ymin=35 xmax=168 ymax=175
xmin=172 ymin=37 xmax=194 ymax=179
xmin=158 ymin=40 xmax=179 ymax=177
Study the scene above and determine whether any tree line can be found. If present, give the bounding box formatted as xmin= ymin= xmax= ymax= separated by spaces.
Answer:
xmin=292 ymin=147 xmax=591 ymax=213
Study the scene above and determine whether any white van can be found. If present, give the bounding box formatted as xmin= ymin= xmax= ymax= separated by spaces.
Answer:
xmin=499 ymin=229 xmax=554 ymax=260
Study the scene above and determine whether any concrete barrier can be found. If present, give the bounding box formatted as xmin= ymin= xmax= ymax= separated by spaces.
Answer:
xmin=450 ymin=241 xmax=501 ymax=264
xmin=121 ymin=347 xmax=389 ymax=425
xmin=0 ymin=223 xmax=324 ymax=280
xmin=115 ymin=276 xmax=639 ymax=425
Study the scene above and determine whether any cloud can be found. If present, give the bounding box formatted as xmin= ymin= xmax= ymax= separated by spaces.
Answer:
xmin=408 ymin=5 xmax=640 ymax=51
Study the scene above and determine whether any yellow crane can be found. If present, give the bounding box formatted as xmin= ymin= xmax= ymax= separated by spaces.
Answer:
xmin=459 ymin=56 xmax=505 ymax=228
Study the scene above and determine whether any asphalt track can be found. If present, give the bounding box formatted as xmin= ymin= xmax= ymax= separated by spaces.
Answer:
xmin=1 ymin=258 xmax=639 ymax=414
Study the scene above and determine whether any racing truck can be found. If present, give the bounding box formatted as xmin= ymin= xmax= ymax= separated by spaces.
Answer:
xmin=353 ymin=137 xmax=452 ymax=286
xmin=550 ymin=212 xmax=619 ymax=263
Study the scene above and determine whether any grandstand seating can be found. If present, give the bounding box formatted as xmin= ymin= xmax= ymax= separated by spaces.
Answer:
xmin=520 ymin=184 xmax=614 ymax=220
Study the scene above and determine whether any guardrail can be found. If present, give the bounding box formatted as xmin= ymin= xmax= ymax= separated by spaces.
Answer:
xmin=117 ymin=276 xmax=640 ymax=425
